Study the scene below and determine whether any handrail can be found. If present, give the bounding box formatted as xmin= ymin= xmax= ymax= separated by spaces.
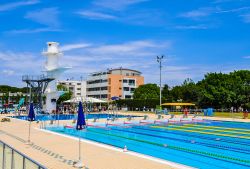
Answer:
xmin=0 ymin=140 xmax=47 ymax=169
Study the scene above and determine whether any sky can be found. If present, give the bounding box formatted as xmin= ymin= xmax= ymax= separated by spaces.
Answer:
xmin=0 ymin=0 xmax=250 ymax=87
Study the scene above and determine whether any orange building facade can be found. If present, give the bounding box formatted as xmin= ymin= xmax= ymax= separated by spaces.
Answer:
xmin=86 ymin=68 xmax=144 ymax=100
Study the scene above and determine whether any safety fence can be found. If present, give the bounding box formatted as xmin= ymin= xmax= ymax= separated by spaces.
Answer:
xmin=0 ymin=140 xmax=47 ymax=169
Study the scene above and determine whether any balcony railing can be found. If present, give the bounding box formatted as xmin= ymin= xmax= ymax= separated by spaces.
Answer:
xmin=0 ymin=140 xmax=47 ymax=169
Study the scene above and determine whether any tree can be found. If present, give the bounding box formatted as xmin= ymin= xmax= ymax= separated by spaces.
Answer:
xmin=162 ymin=84 xmax=172 ymax=102
xmin=197 ymin=70 xmax=250 ymax=109
xmin=56 ymin=85 xmax=72 ymax=104
xmin=181 ymin=78 xmax=198 ymax=103
xmin=133 ymin=84 xmax=159 ymax=99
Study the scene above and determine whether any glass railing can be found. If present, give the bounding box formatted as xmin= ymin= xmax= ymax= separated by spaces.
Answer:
xmin=0 ymin=140 xmax=47 ymax=169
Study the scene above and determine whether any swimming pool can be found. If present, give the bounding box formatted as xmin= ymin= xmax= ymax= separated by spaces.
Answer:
xmin=47 ymin=120 xmax=250 ymax=169
xmin=11 ymin=114 xmax=138 ymax=121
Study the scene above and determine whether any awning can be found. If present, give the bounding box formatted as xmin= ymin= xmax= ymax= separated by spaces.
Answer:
xmin=161 ymin=103 xmax=195 ymax=106
xmin=64 ymin=97 xmax=107 ymax=103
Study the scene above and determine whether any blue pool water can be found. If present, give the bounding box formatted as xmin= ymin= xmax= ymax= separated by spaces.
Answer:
xmin=11 ymin=114 xmax=138 ymax=121
xmin=47 ymin=121 xmax=250 ymax=169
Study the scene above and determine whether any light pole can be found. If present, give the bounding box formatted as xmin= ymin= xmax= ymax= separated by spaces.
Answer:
xmin=157 ymin=55 xmax=164 ymax=107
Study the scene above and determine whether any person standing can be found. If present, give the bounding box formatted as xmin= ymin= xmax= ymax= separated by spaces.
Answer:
xmin=184 ymin=107 xmax=188 ymax=118
xmin=243 ymin=109 xmax=248 ymax=119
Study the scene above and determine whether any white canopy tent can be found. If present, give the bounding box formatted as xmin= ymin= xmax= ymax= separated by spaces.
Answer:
xmin=64 ymin=97 xmax=107 ymax=103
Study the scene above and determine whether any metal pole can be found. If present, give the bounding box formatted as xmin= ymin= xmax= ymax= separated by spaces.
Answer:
xmin=11 ymin=149 xmax=14 ymax=169
xmin=160 ymin=58 xmax=162 ymax=106
xmin=79 ymin=132 xmax=81 ymax=161
xmin=75 ymin=130 xmax=83 ymax=168
xmin=29 ymin=86 xmax=32 ymax=105
xmin=157 ymin=55 xmax=164 ymax=107
xmin=28 ymin=121 xmax=31 ymax=143
xmin=2 ymin=143 xmax=5 ymax=169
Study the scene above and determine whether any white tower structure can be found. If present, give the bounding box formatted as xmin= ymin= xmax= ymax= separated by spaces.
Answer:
xmin=42 ymin=42 xmax=69 ymax=113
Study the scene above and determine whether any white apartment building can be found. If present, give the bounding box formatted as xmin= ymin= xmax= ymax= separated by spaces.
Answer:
xmin=57 ymin=80 xmax=86 ymax=98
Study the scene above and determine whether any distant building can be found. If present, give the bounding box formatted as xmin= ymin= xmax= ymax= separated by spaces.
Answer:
xmin=57 ymin=80 xmax=86 ymax=98
xmin=86 ymin=68 xmax=144 ymax=100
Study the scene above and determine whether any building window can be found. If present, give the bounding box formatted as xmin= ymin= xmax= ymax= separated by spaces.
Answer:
xmin=77 ymin=83 xmax=81 ymax=85
xmin=77 ymin=93 xmax=81 ymax=95
xmin=101 ymin=87 xmax=108 ymax=90
xmin=123 ymin=79 xmax=128 ymax=83
xmin=129 ymin=79 xmax=135 ymax=85
xmin=77 ymin=88 xmax=81 ymax=90
xmin=130 ymin=88 xmax=135 ymax=92
xmin=125 ymin=95 xmax=132 ymax=99
xmin=123 ymin=87 xmax=129 ymax=91
xmin=101 ymin=94 xmax=107 ymax=98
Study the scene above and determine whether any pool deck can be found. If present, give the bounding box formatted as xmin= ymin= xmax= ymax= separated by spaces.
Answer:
xmin=1 ymin=112 xmax=249 ymax=169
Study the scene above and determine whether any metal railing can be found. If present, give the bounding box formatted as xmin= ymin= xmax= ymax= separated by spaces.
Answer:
xmin=0 ymin=140 xmax=47 ymax=169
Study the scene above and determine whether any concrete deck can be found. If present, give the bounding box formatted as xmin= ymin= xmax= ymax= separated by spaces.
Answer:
xmin=0 ymin=112 xmax=249 ymax=169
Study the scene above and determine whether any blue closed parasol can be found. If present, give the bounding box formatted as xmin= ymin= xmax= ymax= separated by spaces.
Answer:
xmin=76 ymin=101 xmax=86 ymax=130
xmin=28 ymin=103 xmax=35 ymax=121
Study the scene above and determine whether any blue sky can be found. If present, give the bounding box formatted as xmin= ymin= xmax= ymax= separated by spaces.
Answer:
xmin=0 ymin=0 xmax=250 ymax=87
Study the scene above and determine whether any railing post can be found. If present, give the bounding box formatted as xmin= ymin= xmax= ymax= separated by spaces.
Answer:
xmin=23 ymin=156 xmax=25 ymax=169
xmin=2 ymin=143 xmax=5 ymax=169
xmin=11 ymin=149 xmax=14 ymax=169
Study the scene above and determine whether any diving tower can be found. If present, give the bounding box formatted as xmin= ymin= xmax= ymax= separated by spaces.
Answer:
xmin=42 ymin=42 xmax=70 ymax=113
xmin=22 ymin=74 xmax=54 ymax=112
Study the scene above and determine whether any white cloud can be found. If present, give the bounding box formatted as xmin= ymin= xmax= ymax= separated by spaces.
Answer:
xmin=216 ymin=7 xmax=250 ymax=13
xmin=212 ymin=0 xmax=244 ymax=3
xmin=0 ymin=51 xmax=43 ymax=75
xmin=77 ymin=9 xmax=166 ymax=26
xmin=93 ymin=0 xmax=148 ymax=11
xmin=25 ymin=8 xmax=60 ymax=27
xmin=82 ymin=40 xmax=171 ymax=60
xmin=0 ymin=0 xmax=39 ymax=12
xmin=175 ymin=25 xmax=209 ymax=30
xmin=179 ymin=8 xmax=215 ymax=19
xmin=243 ymin=56 xmax=250 ymax=59
xmin=241 ymin=14 xmax=250 ymax=23
xmin=2 ymin=70 xmax=15 ymax=76
xmin=146 ymin=63 xmax=250 ymax=86
xmin=77 ymin=11 xmax=117 ymax=20
xmin=6 ymin=28 xmax=62 ymax=34
xmin=61 ymin=43 xmax=92 ymax=52
xmin=57 ymin=40 xmax=172 ymax=81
